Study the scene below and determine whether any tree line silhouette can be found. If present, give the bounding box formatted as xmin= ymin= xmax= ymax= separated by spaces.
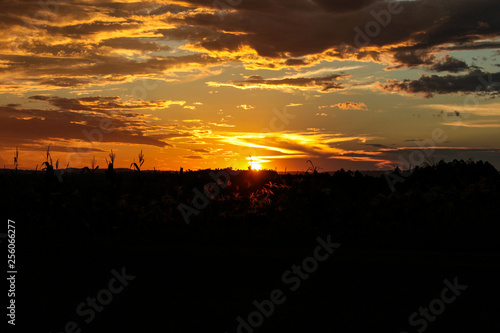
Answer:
xmin=1 ymin=155 xmax=499 ymax=251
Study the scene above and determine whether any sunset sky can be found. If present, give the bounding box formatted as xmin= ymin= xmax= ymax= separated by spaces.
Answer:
xmin=1 ymin=0 xmax=500 ymax=171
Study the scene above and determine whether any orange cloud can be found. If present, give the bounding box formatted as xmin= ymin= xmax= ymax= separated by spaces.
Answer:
xmin=321 ymin=102 xmax=368 ymax=110
xmin=237 ymin=104 xmax=255 ymax=110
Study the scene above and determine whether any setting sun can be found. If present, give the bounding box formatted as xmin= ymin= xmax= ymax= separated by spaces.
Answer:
xmin=251 ymin=163 xmax=263 ymax=171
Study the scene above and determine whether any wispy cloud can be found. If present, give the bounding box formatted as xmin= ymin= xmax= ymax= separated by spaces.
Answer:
xmin=419 ymin=103 xmax=500 ymax=116
xmin=320 ymin=102 xmax=368 ymax=110
xmin=237 ymin=104 xmax=255 ymax=110
xmin=442 ymin=120 xmax=500 ymax=128
xmin=207 ymin=74 xmax=349 ymax=92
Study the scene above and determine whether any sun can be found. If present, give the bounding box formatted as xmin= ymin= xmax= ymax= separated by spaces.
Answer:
xmin=252 ymin=163 xmax=263 ymax=170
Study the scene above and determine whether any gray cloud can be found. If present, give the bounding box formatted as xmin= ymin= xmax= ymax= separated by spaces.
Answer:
xmin=380 ymin=70 xmax=500 ymax=98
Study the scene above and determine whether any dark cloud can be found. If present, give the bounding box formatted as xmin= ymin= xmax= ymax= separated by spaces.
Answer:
xmin=0 ymin=53 xmax=221 ymax=90
xmin=363 ymin=143 xmax=389 ymax=149
xmin=31 ymin=144 xmax=106 ymax=153
xmin=175 ymin=0 xmax=500 ymax=67
xmin=312 ymin=0 xmax=377 ymax=12
xmin=389 ymin=50 xmax=469 ymax=72
xmin=46 ymin=21 xmax=142 ymax=39
xmin=285 ymin=58 xmax=310 ymax=67
xmin=0 ymin=0 xmax=499 ymax=89
xmin=99 ymin=37 xmax=171 ymax=52
xmin=380 ymin=70 xmax=500 ymax=98
xmin=0 ymin=115 xmax=169 ymax=148
xmin=191 ymin=148 xmax=210 ymax=153
xmin=27 ymin=95 xmax=180 ymax=113
xmin=0 ymin=95 xmax=190 ymax=148
xmin=210 ymin=74 xmax=349 ymax=91
xmin=430 ymin=55 xmax=470 ymax=73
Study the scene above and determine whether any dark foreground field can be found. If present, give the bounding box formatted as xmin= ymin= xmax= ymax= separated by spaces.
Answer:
xmin=2 ymin=159 xmax=500 ymax=332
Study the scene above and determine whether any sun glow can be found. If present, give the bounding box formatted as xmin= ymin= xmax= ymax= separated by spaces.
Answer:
xmin=251 ymin=163 xmax=263 ymax=170
xmin=247 ymin=155 xmax=266 ymax=170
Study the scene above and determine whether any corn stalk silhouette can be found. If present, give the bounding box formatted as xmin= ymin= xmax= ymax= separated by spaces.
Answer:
xmin=306 ymin=160 xmax=322 ymax=174
xmin=41 ymin=145 xmax=64 ymax=182
xmin=41 ymin=145 xmax=58 ymax=173
xmin=105 ymin=150 xmax=116 ymax=170
xmin=105 ymin=149 xmax=116 ymax=182
xmin=13 ymin=147 xmax=19 ymax=171
xmin=130 ymin=150 xmax=145 ymax=172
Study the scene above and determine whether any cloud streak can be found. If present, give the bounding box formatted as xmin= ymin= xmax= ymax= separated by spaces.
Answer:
xmin=208 ymin=74 xmax=349 ymax=92
xmin=380 ymin=70 xmax=500 ymax=98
